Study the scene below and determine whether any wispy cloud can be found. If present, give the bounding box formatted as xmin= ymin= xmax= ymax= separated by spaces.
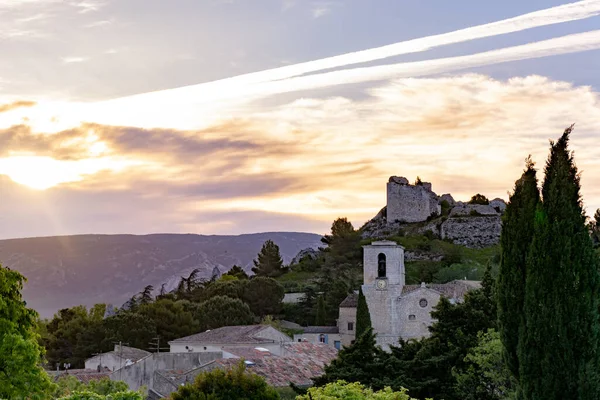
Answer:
xmin=311 ymin=2 xmax=333 ymax=18
xmin=84 ymin=19 xmax=112 ymax=28
xmin=71 ymin=0 xmax=105 ymax=13
xmin=0 ymin=101 xmax=36 ymax=114
xmin=61 ymin=56 xmax=89 ymax=64
xmin=282 ymin=0 xmax=296 ymax=11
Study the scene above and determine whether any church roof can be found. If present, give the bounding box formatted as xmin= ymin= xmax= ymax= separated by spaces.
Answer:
xmin=339 ymin=293 xmax=358 ymax=307
xmin=402 ymin=280 xmax=481 ymax=300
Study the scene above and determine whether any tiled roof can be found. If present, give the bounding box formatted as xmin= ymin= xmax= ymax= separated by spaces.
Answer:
xmin=113 ymin=345 xmax=151 ymax=361
xmin=302 ymin=326 xmax=339 ymax=334
xmin=339 ymin=293 xmax=358 ymax=307
xmin=170 ymin=325 xmax=272 ymax=344
xmin=222 ymin=347 xmax=274 ymax=359
xmin=52 ymin=369 xmax=111 ymax=384
xmin=213 ymin=342 xmax=338 ymax=387
xmin=401 ymin=280 xmax=481 ymax=300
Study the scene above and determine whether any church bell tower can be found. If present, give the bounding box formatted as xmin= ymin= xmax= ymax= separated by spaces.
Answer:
xmin=361 ymin=240 xmax=405 ymax=348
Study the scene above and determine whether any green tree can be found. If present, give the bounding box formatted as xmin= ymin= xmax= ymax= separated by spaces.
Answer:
xmin=252 ymin=240 xmax=286 ymax=277
xmin=590 ymin=208 xmax=600 ymax=248
xmin=315 ymin=295 xmax=326 ymax=326
xmin=453 ymin=329 xmax=516 ymax=400
xmin=0 ymin=265 xmax=56 ymax=399
xmin=242 ymin=277 xmax=285 ymax=317
xmin=468 ymin=194 xmax=490 ymax=205
xmin=137 ymin=299 xmax=200 ymax=343
xmin=519 ymin=126 xmax=600 ymax=399
xmin=355 ymin=287 xmax=372 ymax=339
xmin=223 ymin=265 xmax=249 ymax=280
xmin=298 ymin=380 xmax=421 ymax=400
xmin=170 ymin=361 xmax=279 ymax=400
xmin=57 ymin=391 xmax=143 ymax=400
xmin=138 ymin=285 xmax=154 ymax=305
xmin=313 ymin=328 xmax=390 ymax=389
xmin=496 ymin=157 xmax=539 ymax=381
xmin=197 ymin=296 xmax=255 ymax=330
xmin=54 ymin=376 xmax=131 ymax=397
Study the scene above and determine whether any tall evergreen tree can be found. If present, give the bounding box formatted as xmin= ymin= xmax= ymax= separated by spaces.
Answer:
xmin=315 ymin=295 xmax=327 ymax=326
xmin=519 ymin=126 xmax=600 ymax=399
xmin=252 ymin=240 xmax=285 ymax=277
xmin=497 ymin=157 xmax=539 ymax=380
xmin=312 ymin=328 xmax=389 ymax=390
xmin=355 ymin=287 xmax=372 ymax=339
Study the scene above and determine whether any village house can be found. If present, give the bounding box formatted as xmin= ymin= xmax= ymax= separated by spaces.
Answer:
xmin=85 ymin=344 xmax=151 ymax=372
xmin=168 ymin=324 xmax=293 ymax=355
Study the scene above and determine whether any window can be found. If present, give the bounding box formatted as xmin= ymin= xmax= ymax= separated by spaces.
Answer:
xmin=334 ymin=341 xmax=341 ymax=350
xmin=409 ymin=314 xmax=416 ymax=321
xmin=297 ymin=339 xmax=302 ymax=342
xmin=419 ymin=298 xmax=428 ymax=308
xmin=348 ymin=322 xmax=354 ymax=331
xmin=319 ymin=334 xmax=326 ymax=343
xmin=377 ymin=253 xmax=386 ymax=278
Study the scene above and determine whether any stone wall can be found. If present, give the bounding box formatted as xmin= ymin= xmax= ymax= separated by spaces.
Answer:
xmin=337 ymin=307 xmax=356 ymax=346
xmin=111 ymin=352 xmax=221 ymax=391
xmin=396 ymin=287 xmax=440 ymax=340
xmin=441 ymin=216 xmax=502 ymax=248
xmin=386 ymin=177 xmax=440 ymax=223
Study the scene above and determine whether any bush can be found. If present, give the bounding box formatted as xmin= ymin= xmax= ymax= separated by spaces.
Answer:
xmin=440 ymin=200 xmax=451 ymax=216
xmin=297 ymin=380 xmax=423 ymax=400
xmin=468 ymin=194 xmax=489 ymax=205
xmin=170 ymin=361 xmax=279 ymax=400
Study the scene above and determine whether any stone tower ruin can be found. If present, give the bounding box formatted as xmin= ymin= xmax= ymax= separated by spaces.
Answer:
xmin=386 ymin=176 xmax=440 ymax=223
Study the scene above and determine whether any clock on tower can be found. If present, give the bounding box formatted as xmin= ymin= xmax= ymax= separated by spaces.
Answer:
xmin=376 ymin=278 xmax=388 ymax=290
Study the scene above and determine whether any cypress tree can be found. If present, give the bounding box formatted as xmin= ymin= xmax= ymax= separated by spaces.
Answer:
xmin=497 ymin=157 xmax=539 ymax=380
xmin=519 ymin=125 xmax=600 ymax=399
xmin=355 ymin=287 xmax=372 ymax=339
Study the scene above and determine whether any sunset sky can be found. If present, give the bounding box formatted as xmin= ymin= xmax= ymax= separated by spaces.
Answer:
xmin=0 ymin=0 xmax=599 ymax=239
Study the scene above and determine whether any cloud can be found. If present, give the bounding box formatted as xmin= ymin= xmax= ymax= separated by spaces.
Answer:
xmin=0 ymin=101 xmax=36 ymax=114
xmin=61 ymin=56 xmax=89 ymax=64
xmin=311 ymin=2 xmax=333 ymax=18
xmin=84 ymin=19 xmax=112 ymax=28
xmin=1 ymin=74 xmax=599 ymax=237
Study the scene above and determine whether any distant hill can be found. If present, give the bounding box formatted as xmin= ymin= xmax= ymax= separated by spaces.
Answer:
xmin=0 ymin=232 xmax=322 ymax=318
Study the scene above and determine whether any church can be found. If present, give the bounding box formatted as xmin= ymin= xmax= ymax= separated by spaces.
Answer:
xmin=337 ymin=240 xmax=480 ymax=350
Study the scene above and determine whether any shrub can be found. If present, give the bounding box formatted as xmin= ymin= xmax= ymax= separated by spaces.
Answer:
xmin=468 ymin=194 xmax=489 ymax=205
xmin=297 ymin=380 xmax=423 ymax=399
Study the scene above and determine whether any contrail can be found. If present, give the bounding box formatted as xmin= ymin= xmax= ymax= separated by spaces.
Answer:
xmin=109 ymin=0 xmax=600 ymax=103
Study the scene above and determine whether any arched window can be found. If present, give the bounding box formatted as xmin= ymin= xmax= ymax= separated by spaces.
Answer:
xmin=377 ymin=253 xmax=386 ymax=278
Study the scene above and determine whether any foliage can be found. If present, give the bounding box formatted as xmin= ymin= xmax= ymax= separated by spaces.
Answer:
xmin=355 ymin=287 xmax=371 ymax=339
xmin=242 ymin=277 xmax=285 ymax=317
xmin=170 ymin=361 xmax=280 ymax=400
xmin=252 ymin=240 xmax=286 ymax=278
xmin=433 ymin=262 xmax=482 ymax=283
xmin=223 ymin=265 xmax=249 ymax=280
xmin=196 ymin=296 xmax=255 ymax=330
xmin=313 ymin=328 xmax=389 ymax=389
xmin=468 ymin=194 xmax=490 ymax=205
xmin=57 ymin=390 xmax=143 ymax=400
xmin=414 ymin=176 xmax=423 ymax=186
xmin=590 ymin=208 xmax=600 ymax=248
xmin=0 ymin=265 xmax=56 ymax=399
xmin=496 ymin=157 xmax=539 ymax=381
xmin=54 ymin=376 xmax=131 ymax=397
xmin=298 ymin=380 xmax=423 ymax=400
xmin=440 ymin=200 xmax=451 ymax=216
xmin=519 ymin=126 xmax=600 ymax=399
xmin=315 ymin=295 xmax=327 ymax=326
xmin=453 ymin=329 xmax=516 ymax=400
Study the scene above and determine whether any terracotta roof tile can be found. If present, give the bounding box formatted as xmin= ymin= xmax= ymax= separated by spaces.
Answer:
xmin=169 ymin=325 xmax=272 ymax=344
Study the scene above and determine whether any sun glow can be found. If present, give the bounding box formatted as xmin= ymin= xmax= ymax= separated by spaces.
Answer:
xmin=0 ymin=155 xmax=139 ymax=190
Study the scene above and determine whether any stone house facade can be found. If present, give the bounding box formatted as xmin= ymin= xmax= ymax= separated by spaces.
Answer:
xmin=293 ymin=326 xmax=342 ymax=350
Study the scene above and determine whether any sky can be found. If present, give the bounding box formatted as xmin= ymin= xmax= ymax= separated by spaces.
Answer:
xmin=0 ymin=0 xmax=599 ymax=239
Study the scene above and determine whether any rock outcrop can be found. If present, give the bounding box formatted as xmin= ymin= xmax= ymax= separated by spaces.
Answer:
xmin=361 ymin=176 xmax=507 ymax=249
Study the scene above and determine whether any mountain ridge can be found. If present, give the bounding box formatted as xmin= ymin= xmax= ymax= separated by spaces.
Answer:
xmin=0 ymin=232 xmax=322 ymax=318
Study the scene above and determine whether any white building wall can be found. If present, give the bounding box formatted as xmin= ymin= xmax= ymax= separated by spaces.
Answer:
xmin=170 ymin=342 xmax=285 ymax=355
xmin=292 ymin=332 xmax=342 ymax=349
xmin=85 ymin=353 xmax=124 ymax=372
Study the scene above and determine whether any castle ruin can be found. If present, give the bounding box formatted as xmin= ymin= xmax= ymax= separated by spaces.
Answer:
xmin=386 ymin=176 xmax=440 ymax=223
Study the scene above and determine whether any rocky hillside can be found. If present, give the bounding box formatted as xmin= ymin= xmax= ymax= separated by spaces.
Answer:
xmin=361 ymin=176 xmax=506 ymax=248
xmin=0 ymin=232 xmax=322 ymax=318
